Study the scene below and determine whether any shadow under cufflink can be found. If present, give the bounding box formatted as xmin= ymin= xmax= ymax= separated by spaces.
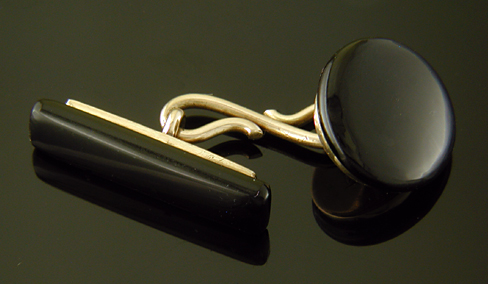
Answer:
xmin=32 ymin=149 xmax=270 ymax=265
xmin=207 ymin=139 xmax=263 ymax=160
xmin=311 ymin=158 xmax=452 ymax=246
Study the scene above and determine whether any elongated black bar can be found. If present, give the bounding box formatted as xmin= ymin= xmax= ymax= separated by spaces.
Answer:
xmin=29 ymin=100 xmax=271 ymax=233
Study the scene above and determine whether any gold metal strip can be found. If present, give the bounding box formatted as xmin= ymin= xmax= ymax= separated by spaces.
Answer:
xmin=66 ymin=99 xmax=257 ymax=179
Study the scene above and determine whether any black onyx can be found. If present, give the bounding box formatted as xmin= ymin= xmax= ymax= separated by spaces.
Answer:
xmin=29 ymin=100 xmax=271 ymax=233
xmin=317 ymin=38 xmax=455 ymax=191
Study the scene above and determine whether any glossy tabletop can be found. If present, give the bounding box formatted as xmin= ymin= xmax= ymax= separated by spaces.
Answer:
xmin=1 ymin=1 xmax=487 ymax=283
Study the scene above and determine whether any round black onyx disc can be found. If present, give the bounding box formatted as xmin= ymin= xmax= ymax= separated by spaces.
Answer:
xmin=316 ymin=38 xmax=455 ymax=191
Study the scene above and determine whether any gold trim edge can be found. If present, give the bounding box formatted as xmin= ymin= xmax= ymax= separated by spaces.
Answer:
xmin=66 ymin=99 xmax=257 ymax=179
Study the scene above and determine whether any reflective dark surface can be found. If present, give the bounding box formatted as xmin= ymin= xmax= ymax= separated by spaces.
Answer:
xmin=317 ymin=38 xmax=455 ymax=191
xmin=30 ymin=100 xmax=271 ymax=233
xmin=33 ymin=150 xmax=270 ymax=265
xmin=312 ymin=159 xmax=451 ymax=245
xmin=2 ymin=1 xmax=487 ymax=283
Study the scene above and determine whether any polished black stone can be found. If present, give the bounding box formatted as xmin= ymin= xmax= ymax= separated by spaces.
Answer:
xmin=317 ymin=38 xmax=455 ymax=190
xmin=29 ymin=100 xmax=271 ymax=233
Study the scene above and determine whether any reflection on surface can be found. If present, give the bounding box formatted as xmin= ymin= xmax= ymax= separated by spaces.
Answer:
xmin=32 ymin=150 xmax=270 ymax=265
xmin=312 ymin=159 xmax=451 ymax=246
xmin=208 ymin=140 xmax=263 ymax=159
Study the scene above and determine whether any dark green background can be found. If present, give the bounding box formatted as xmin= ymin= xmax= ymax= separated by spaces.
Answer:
xmin=1 ymin=1 xmax=486 ymax=283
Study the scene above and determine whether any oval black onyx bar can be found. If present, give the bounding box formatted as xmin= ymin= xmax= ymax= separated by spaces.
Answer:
xmin=29 ymin=100 xmax=271 ymax=233
xmin=317 ymin=38 xmax=455 ymax=190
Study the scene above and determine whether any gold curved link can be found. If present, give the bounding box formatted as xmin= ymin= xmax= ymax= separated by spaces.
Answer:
xmin=160 ymin=94 xmax=323 ymax=148
xmin=178 ymin=117 xmax=264 ymax=143
xmin=263 ymin=104 xmax=315 ymax=126
xmin=162 ymin=108 xmax=184 ymax=136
